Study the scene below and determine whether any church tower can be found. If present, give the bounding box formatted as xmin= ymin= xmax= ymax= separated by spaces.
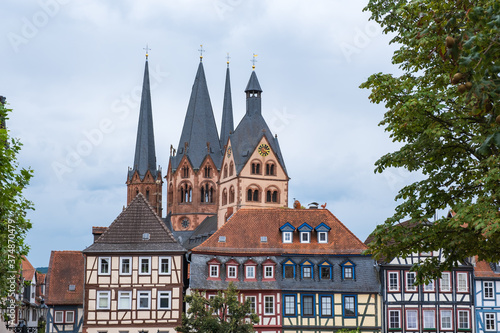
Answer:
xmin=126 ymin=52 xmax=162 ymax=216
xmin=166 ymin=54 xmax=222 ymax=231
xmin=217 ymin=64 xmax=289 ymax=228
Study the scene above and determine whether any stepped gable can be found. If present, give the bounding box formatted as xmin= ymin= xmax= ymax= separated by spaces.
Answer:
xmin=192 ymin=208 xmax=366 ymax=255
xmin=83 ymin=193 xmax=184 ymax=253
xmin=45 ymin=251 xmax=84 ymax=305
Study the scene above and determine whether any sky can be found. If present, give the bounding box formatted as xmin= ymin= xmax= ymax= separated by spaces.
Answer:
xmin=1 ymin=0 xmax=419 ymax=268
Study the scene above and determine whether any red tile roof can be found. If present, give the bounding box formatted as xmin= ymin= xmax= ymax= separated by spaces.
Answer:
xmin=21 ymin=256 xmax=35 ymax=281
xmin=45 ymin=251 xmax=84 ymax=305
xmin=475 ymin=259 xmax=499 ymax=278
xmin=192 ymin=208 xmax=367 ymax=255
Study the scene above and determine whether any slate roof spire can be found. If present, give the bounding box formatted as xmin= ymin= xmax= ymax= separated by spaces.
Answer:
xmin=171 ymin=59 xmax=222 ymax=171
xmin=129 ymin=55 xmax=158 ymax=181
xmin=220 ymin=59 xmax=234 ymax=150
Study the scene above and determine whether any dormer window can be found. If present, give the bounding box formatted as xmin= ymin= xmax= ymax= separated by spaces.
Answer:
xmin=244 ymin=259 xmax=258 ymax=281
xmin=282 ymin=259 xmax=296 ymax=279
xmin=318 ymin=232 xmax=327 ymax=243
xmin=225 ymin=259 xmax=239 ymax=281
xmin=297 ymin=223 xmax=313 ymax=244
xmin=280 ymin=222 xmax=296 ymax=243
xmin=315 ymin=223 xmax=331 ymax=244
xmin=341 ymin=260 xmax=356 ymax=280
xmin=283 ymin=232 xmax=292 ymax=243
xmin=262 ymin=259 xmax=276 ymax=281
xmin=300 ymin=260 xmax=314 ymax=280
xmin=207 ymin=258 xmax=221 ymax=280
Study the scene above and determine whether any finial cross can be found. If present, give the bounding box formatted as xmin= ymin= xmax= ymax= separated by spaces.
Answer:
xmin=143 ymin=44 xmax=150 ymax=59
xmin=251 ymin=53 xmax=258 ymax=70
xmin=226 ymin=52 xmax=231 ymax=66
xmin=199 ymin=44 xmax=205 ymax=60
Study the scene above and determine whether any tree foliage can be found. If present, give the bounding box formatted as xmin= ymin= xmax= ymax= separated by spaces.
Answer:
xmin=176 ymin=283 xmax=259 ymax=333
xmin=0 ymin=99 xmax=34 ymax=298
xmin=360 ymin=0 xmax=499 ymax=282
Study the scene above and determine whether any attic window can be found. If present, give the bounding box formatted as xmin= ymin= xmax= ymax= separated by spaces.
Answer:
xmin=219 ymin=236 xmax=226 ymax=243
xmin=143 ymin=233 xmax=150 ymax=240
xmin=68 ymin=285 xmax=76 ymax=291
xmin=261 ymin=236 xmax=268 ymax=243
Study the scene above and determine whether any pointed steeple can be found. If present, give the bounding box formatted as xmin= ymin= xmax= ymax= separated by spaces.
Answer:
xmin=172 ymin=61 xmax=222 ymax=171
xmin=220 ymin=63 xmax=234 ymax=150
xmin=245 ymin=71 xmax=263 ymax=117
xmin=129 ymin=57 xmax=158 ymax=181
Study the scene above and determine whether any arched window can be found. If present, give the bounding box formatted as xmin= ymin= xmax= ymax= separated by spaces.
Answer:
xmin=229 ymin=186 xmax=235 ymax=203
xmin=247 ymin=187 xmax=260 ymax=202
xmin=146 ymin=188 xmax=150 ymax=201
xmin=204 ymin=165 xmax=212 ymax=178
xmin=266 ymin=162 xmax=276 ymax=176
xmin=180 ymin=183 xmax=192 ymax=203
xmin=201 ymin=183 xmax=214 ymax=203
xmin=223 ymin=165 xmax=228 ymax=178
xmin=251 ymin=162 xmax=261 ymax=175
xmin=229 ymin=162 xmax=234 ymax=176
xmin=222 ymin=188 xmax=228 ymax=206
xmin=266 ymin=187 xmax=279 ymax=203
xmin=182 ymin=166 xmax=189 ymax=178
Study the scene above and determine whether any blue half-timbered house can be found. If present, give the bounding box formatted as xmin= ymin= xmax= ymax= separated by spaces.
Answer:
xmin=474 ymin=259 xmax=500 ymax=332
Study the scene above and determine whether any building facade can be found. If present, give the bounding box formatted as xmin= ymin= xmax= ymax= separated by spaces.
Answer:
xmin=474 ymin=259 xmax=500 ymax=332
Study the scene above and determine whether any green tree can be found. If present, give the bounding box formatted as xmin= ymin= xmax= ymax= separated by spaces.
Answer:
xmin=176 ymin=283 xmax=259 ymax=333
xmin=360 ymin=0 xmax=499 ymax=282
xmin=0 ymin=98 xmax=34 ymax=299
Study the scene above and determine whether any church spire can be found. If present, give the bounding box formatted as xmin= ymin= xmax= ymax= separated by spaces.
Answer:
xmin=220 ymin=55 xmax=234 ymax=150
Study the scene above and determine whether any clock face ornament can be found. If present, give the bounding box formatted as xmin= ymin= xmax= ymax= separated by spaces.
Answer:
xmin=227 ymin=146 xmax=232 ymax=158
xmin=258 ymin=144 xmax=270 ymax=157
xmin=181 ymin=218 xmax=190 ymax=229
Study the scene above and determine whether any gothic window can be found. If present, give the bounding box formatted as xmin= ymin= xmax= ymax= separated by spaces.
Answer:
xmin=223 ymin=164 xmax=228 ymax=178
xmin=222 ymin=188 xmax=228 ymax=206
xmin=204 ymin=165 xmax=212 ymax=178
xmin=182 ymin=166 xmax=189 ymax=178
xmin=180 ymin=183 xmax=192 ymax=203
xmin=251 ymin=162 xmax=261 ymax=175
xmin=229 ymin=186 xmax=235 ymax=203
xmin=266 ymin=162 xmax=276 ymax=176
xmin=247 ymin=187 xmax=260 ymax=202
xmin=229 ymin=162 xmax=234 ymax=176
xmin=201 ymin=183 xmax=214 ymax=203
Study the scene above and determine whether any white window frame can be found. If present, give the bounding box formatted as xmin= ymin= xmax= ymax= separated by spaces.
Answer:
xmin=424 ymin=279 xmax=435 ymax=292
xmin=406 ymin=271 xmax=417 ymax=291
xmin=485 ymin=313 xmax=496 ymax=331
xmin=209 ymin=264 xmax=219 ymax=278
xmin=440 ymin=272 xmax=451 ymax=292
xmin=246 ymin=265 xmax=255 ymax=279
xmin=458 ymin=310 xmax=470 ymax=329
xmin=139 ymin=257 xmax=151 ymax=275
xmin=118 ymin=291 xmax=132 ymax=310
xmin=388 ymin=272 xmax=399 ymax=291
xmin=97 ymin=291 xmax=110 ymax=310
xmin=65 ymin=311 xmax=75 ymax=323
xmin=137 ymin=290 xmax=151 ymax=310
xmin=457 ymin=272 xmax=468 ymax=292
xmin=303 ymin=266 xmax=312 ymax=279
xmin=264 ymin=265 xmax=274 ymax=279
xmin=423 ymin=309 xmax=436 ymax=329
xmin=320 ymin=295 xmax=332 ymax=316
xmin=227 ymin=265 xmax=237 ymax=279
xmin=484 ymin=281 xmax=494 ymax=299
xmin=283 ymin=232 xmax=292 ymax=243
xmin=158 ymin=291 xmax=171 ymax=310
xmin=98 ymin=257 xmax=110 ymax=275
xmin=54 ymin=311 xmax=64 ymax=323
xmin=264 ymin=295 xmax=275 ymax=315
xmin=300 ymin=232 xmax=310 ymax=243
xmin=246 ymin=296 xmax=256 ymax=314
xmin=159 ymin=256 xmax=171 ymax=275
xmin=318 ymin=231 xmax=327 ymax=243
xmin=406 ymin=309 xmax=418 ymax=330
xmin=119 ymin=257 xmax=132 ymax=275
xmin=440 ymin=309 xmax=452 ymax=330
xmin=389 ymin=310 xmax=401 ymax=329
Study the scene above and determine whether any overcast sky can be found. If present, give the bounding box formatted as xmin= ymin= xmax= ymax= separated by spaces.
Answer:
xmin=2 ymin=0 xmax=419 ymax=268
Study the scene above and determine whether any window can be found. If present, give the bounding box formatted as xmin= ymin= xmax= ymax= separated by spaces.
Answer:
xmin=159 ymin=257 xmax=171 ymax=275
xmin=301 ymin=262 xmax=313 ymax=280
xmin=246 ymin=265 xmax=255 ymax=279
xmin=209 ymin=265 xmax=219 ymax=278
xmin=285 ymin=265 xmax=294 ymax=279
xmin=227 ymin=265 xmax=237 ymax=279
xmin=320 ymin=296 xmax=333 ymax=317
xmin=251 ymin=162 xmax=261 ymax=175
xmin=423 ymin=310 xmax=435 ymax=329
xmin=204 ymin=165 xmax=211 ymax=178
xmin=484 ymin=281 xmax=494 ymax=299
xmin=139 ymin=257 xmax=151 ymax=275
xmin=97 ymin=291 xmax=110 ymax=309
xmin=406 ymin=309 xmax=418 ymax=330
xmin=264 ymin=296 xmax=274 ymax=315
xmin=343 ymin=295 xmax=356 ymax=317
xmin=283 ymin=232 xmax=292 ymax=243
xmin=406 ymin=272 xmax=417 ymax=291
xmin=120 ymin=257 xmax=131 ymax=275
xmin=457 ymin=272 xmax=468 ymax=292
xmin=266 ymin=190 xmax=278 ymax=203
xmin=118 ymin=291 xmax=132 ymax=310
xmin=284 ymin=295 xmax=296 ymax=316
xmin=54 ymin=311 xmax=63 ymax=323
xmin=424 ymin=279 xmax=434 ymax=292
xmin=266 ymin=163 xmax=275 ymax=176
xmin=458 ymin=310 xmax=469 ymax=329
xmin=229 ymin=186 xmax=235 ymax=203
xmin=98 ymin=257 xmax=110 ymax=275
xmin=137 ymin=291 xmax=151 ymax=310
xmin=320 ymin=266 xmax=331 ymax=280
xmin=300 ymin=232 xmax=310 ymax=243
xmin=388 ymin=272 xmax=399 ymax=291
xmin=389 ymin=310 xmax=401 ymax=329
xmin=485 ymin=313 xmax=496 ymax=331
xmin=440 ymin=272 xmax=451 ymax=292
xmin=440 ymin=309 xmax=452 ymax=329
xmin=179 ymin=183 xmax=192 ymax=203
xmin=247 ymin=188 xmax=259 ymax=202
xmin=264 ymin=265 xmax=274 ymax=279
xmin=222 ymin=188 xmax=228 ymax=206
xmin=302 ymin=295 xmax=314 ymax=316
xmin=223 ymin=165 xmax=228 ymax=178
xmin=182 ymin=166 xmax=189 ymax=178
xmin=246 ymin=296 xmax=256 ymax=314
xmin=201 ymin=183 xmax=214 ymax=203
xmin=318 ymin=232 xmax=327 ymax=243
xmin=229 ymin=162 xmax=234 ymax=176
xmin=158 ymin=291 xmax=171 ymax=310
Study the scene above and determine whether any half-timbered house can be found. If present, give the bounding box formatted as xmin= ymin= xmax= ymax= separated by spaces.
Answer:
xmin=190 ymin=207 xmax=381 ymax=333
xmin=474 ymin=259 xmax=500 ymax=332
xmin=82 ymin=193 xmax=186 ymax=333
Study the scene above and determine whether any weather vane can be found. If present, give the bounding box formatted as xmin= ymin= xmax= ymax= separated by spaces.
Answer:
xmin=143 ymin=44 xmax=150 ymax=59
xmin=226 ymin=52 xmax=231 ymax=67
xmin=251 ymin=53 xmax=258 ymax=70
xmin=199 ymin=44 xmax=205 ymax=61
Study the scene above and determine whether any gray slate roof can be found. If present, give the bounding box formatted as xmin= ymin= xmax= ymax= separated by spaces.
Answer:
xmin=183 ymin=215 xmax=218 ymax=251
xmin=128 ymin=59 xmax=159 ymax=181
xmin=171 ymin=61 xmax=222 ymax=171
xmin=220 ymin=66 xmax=234 ymax=150
xmin=83 ymin=193 xmax=185 ymax=253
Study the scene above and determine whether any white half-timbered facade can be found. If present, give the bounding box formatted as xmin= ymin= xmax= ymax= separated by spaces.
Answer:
xmin=82 ymin=193 xmax=186 ymax=333
xmin=474 ymin=259 xmax=500 ymax=333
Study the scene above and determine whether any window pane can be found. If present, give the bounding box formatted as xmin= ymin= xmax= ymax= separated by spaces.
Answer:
xmin=407 ymin=310 xmax=418 ymax=329
xmin=389 ymin=272 xmax=398 ymax=290
xmin=485 ymin=313 xmax=496 ymax=330
xmin=100 ymin=258 xmax=109 ymax=274
xmin=303 ymin=296 xmax=313 ymax=316
xmin=457 ymin=273 xmax=467 ymax=292
xmin=321 ymin=296 xmax=332 ymax=316
xmin=121 ymin=258 xmax=130 ymax=274
xmin=389 ymin=310 xmax=400 ymax=328
xmin=55 ymin=311 xmax=63 ymax=323
xmin=160 ymin=258 xmax=170 ymax=274
xmin=118 ymin=292 xmax=131 ymax=309
xmin=344 ymin=296 xmax=355 ymax=317
xmin=247 ymin=296 xmax=256 ymax=314
xmin=440 ymin=273 xmax=450 ymax=291
xmin=458 ymin=311 xmax=469 ymax=329
xmin=265 ymin=266 xmax=273 ymax=278
xmin=321 ymin=267 xmax=330 ymax=279
xmin=159 ymin=292 xmax=170 ymax=309
xmin=423 ymin=310 xmax=435 ymax=329
xmin=284 ymin=296 xmax=295 ymax=315
xmin=65 ymin=311 xmax=74 ymax=323
xmin=344 ymin=267 xmax=353 ymax=279
xmin=303 ymin=266 xmax=311 ymax=279
xmin=285 ymin=266 xmax=294 ymax=279
xmin=264 ymin=296 xmax=274 ymax=314
xmin=407 ymin=272 xmax=416 ymax=290
xmin=441 ymin=310 xmax=452 ymax=329
xmin=484 ymin=282 xmax=494 ymax=298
